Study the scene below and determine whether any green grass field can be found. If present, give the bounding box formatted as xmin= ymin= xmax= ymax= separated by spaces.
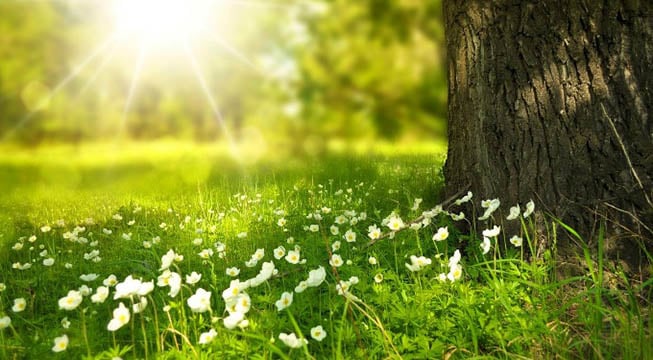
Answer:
xmin=0 ymin=142 xmax=650 ymax=359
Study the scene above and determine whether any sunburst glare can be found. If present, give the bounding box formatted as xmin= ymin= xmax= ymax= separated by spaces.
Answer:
xmin=112 ymin=0 xmax=213 ymax=49
xmin=1 ymin=0 xmax=305 ymax=155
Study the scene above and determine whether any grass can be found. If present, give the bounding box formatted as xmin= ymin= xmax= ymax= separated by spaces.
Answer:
xmin=0 ymin=141 xmax=650 ymax=359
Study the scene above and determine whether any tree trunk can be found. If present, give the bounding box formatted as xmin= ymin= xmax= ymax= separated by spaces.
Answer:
xmin=443 ymin=0 xmax=652 ymax=271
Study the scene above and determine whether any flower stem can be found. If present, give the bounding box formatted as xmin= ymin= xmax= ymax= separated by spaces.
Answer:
xmin=80 ymin=308 xmax=91 ymax=357
xmin=0 ymin=326 xmax=6 ymax=359
xmin=140 ymin=312 xmax=149 ymax=360
xmin=149 ymin=296 xmax=162 ymax=352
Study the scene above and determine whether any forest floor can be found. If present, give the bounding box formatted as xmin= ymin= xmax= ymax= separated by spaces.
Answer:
xmin=0 ymin=141 xmax=650 ymax=359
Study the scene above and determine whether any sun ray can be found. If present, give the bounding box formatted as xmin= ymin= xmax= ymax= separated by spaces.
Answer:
xmin=183 ymin=40 xmax=239 ymax=155
xmin=207 ymin=36 xmax=266 ymax=77
xmin=1 ymin=33 xmax=118 ymax=141
xmin=74 ymin=41 xmax=119 ymax=99
xmin=117 ymin=44 xmax=148 ymax=139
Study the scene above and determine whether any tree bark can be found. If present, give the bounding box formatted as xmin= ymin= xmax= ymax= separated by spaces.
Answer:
xmin=443 ymin=0 xmax=652 ymax=270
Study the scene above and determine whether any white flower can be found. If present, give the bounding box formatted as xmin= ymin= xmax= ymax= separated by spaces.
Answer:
xmin=102 ymin=228 xmax=112 ymax=235
xmin=0 ymin=316 xmax=10 ymax=330
xmin=188 ymin=288 xmax=212 ymax=313
xmin=374 ymin=273 xmax=384 ymax=283
xmin=43 ymin=258 xmax=55 ymax=266
xmin=121 ymin=233 xmax=132 ymax=241
xmin=91 ymin=286 xmax=109 ymax=304
xmin=310 ymin=325 xmax=327 ymax=341
xmin=405 ymin=255 xmax=432 ymax=272
xmin=478 ymin=198 xmax=501 ymax=220
xmin=58 ymin=290 xmax=83 ymax=310
xmin=223 ymin=311 xmax=245 ymax=330
xmin=506 ymin=205 xmax=520 ymax=220
xmin=285 ymin=250 xmax=301 ymax=264
xmin=454 ymin=191 xmax=473 ymax=205
xmin=273 ymin=246 xmax=286 ymax=260
xmin=132 ymin=296 xmax=148 ymax=314
xmin=331 ymin=240 xmax=341 ymax=252
xmin=481 ymin=237 xmax=491 ymax=255
xmin=222 ymin=280 xmax=249 ymax=302
xmin=192 ymin=238 xmax=203 ymax=246
xmin=112 ymin=214 xmax=123 ymax=221
xmin=61 ymin=317 xmax=70 ymax=329
xmin=52 ymin=334 xmax=69 ymax=352
xmin=232 ymin=293 xmax=251 ymax=314
xmin=275 ymin=292 xmax=293 ymax=311
xmin=114 ymin=275 xmax=143 ymax=299
xmin=451 ymin=212 xmax=465 ymax=221
xmin=12 ymin=298 xmax=26 ymax=313
xmin=160 ymin=249 xmax=177 ymax=271
xmin=245 ymin=258 xmax=258 ymax=268
xmin=159 ymin=271 xmax=182 ymax=298
xmin=80 ymin=273 xmax=99 ymax=282
xmin=103 ymin=274 xmax=118 ymax=287
xmin=252 ymin=248 xmax=265 ymax=261
xmin=278 ymin=332 xmax=307 ymax=348
xmin=78 ymin=285 xmax=92 ymax=297
xmin=199 ymin=329 xmax=218 ymax=345
xmin=198 ymin=248 xmax=214 ymax=259
xmin=432 ymin=227 xmax=449 ymax=241
xmin=510 ymin=235 xmax=523 ymax=247
xmin=344 ymin=229 xmax=357 ymax=243
xmin=329 ymin=254 xmax=344 ymax=267
xmin=482 ymin=225 xmax=501 ymax=238
xmin=308 ymin=224 xmax=319 ymax=232
xmin=107 ymin=302 xmax=130 ymax=331
xmin=306 ymin=266 xmax=326 ymax=287
xmin=447 ymin=263 xmax=463 ymax=282
xmin=248 ymin=261 xmax=275 ymax=287
xmin=368 ymin=256 xmax=378 ymax=265
xmin=411 ymin=198 xmax=423 ymax=211
xmin=523 ymin=200 xmax=535 ymax=218
xmin=277 ymin=217 xmax=287 ymax=227
xmin=295 ymin=281 xmax=308 ymax=293
xmin=41 ymin=225 xmax=52 ymax=233
xmin=449 ymin=249 xmax=461 ymax=267
xmin=226 ymin=267 xmax=240 ymax=277
xmin=335 ymin=215 xmax=347 ymax=225
xmin=186 ymin=272 xmax=202 ymax=285
xmin=386 ymin=216 xmax=405 ymax=231
xmin=367 ymin=225 xmax=381 ymax=240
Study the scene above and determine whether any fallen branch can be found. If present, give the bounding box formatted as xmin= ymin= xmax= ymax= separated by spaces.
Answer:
xmin=365 ymin=184 xmax=471 ymax=248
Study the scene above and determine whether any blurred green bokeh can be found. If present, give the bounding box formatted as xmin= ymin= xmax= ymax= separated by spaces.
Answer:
xmin=0 ymin=0 xmax=445 ymax=149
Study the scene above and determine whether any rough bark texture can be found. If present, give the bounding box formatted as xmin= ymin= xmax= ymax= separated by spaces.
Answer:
xmin=443 ymin=0 xmax=652 ymax=271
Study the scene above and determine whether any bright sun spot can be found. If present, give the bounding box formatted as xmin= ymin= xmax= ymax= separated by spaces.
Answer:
xmin=113 ymin=0 xmax=212 ymax=48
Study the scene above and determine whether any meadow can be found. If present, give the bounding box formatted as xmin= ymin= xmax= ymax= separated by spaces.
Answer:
xmin=0 ymin=142 xmax=650 ymax=359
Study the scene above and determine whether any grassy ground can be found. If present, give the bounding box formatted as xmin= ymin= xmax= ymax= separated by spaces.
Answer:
xmin=0 ymin=142 xmax=650 ymax=359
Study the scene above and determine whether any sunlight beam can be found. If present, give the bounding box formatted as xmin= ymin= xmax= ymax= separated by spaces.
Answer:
xmin=118 ymin=45 xmax=148 ymax=139
xmin=183 ymin=41 xmax=239 ymax=155
xmin=74 ymin=41 xmax=119 ymax=99
xmin=1 ymin=33 xmax=118 ymax=141
xmin=208 ymin=37 xmax=266 ymax=77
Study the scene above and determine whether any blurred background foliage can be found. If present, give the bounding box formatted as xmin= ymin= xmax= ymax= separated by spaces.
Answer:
xmin=0 ymin=0 xmax=445 ymax=151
